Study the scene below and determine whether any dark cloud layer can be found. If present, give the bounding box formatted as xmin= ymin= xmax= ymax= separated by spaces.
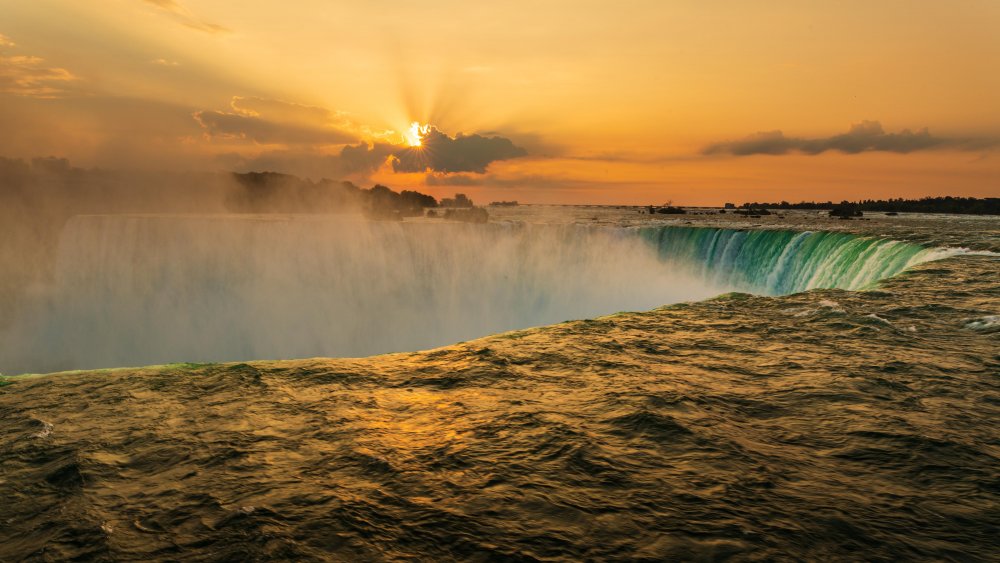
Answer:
xmin=340 ymin=142 xmax=396 ymax=174
xmin=393 ymin=127 xmax=527 ymax=173
xmin=704 ymin=121 xmax=999 ymax=156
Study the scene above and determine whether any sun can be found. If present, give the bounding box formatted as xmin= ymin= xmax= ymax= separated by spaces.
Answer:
xmin=404 ymin=121 xmax=430 ymax=147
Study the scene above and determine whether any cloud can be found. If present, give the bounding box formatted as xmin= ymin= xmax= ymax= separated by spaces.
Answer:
xmin=0 ymin=38 xmax=79 ymax=98
xmin=339 ymin=142 xmax=397 ymax=174
xmin=703 ymin=121 xmax=1000 ymax=156
xmin=151 ymin=58 xmax=180 ymax=67
xmin=194 ymin=97 xmax=527 ymax=176
xmin=477 ymin=128 xmax=568 ymax=158
xmin=141 ymin=0 xmax=228 ymax=34
xmin=193 ymin=97 xmax=358 ymax=145
xmin=392 ymin=127 xmax=527 ymax=173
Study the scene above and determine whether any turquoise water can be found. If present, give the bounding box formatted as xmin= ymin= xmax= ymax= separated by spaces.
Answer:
xmin=638 ymin=226 xmax=950 ymax=294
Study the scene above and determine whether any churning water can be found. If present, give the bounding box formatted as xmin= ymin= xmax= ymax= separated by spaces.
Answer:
xmin=1 ymin=209 xmax=998 ymax=561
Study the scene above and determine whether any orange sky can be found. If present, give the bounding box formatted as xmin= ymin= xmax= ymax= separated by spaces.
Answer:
xmin=1 ymin=0 xmax=998 ymax=204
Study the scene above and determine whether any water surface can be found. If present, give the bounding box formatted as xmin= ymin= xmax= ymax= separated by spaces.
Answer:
xmin=1 ymin=208 xmax=998 ymax=561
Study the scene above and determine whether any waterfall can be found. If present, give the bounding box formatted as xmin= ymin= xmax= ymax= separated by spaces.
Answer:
xmin=638 ymin=226 xmax=951 ymax=294
xmin=0 ymin=216 xmax=955 ymax=374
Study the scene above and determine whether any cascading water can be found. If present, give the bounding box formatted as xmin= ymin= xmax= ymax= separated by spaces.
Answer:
xmin=638 ymin=226 xmax=956 ymax=294
xmin=0 ymin=215 xmax=956 ymax=374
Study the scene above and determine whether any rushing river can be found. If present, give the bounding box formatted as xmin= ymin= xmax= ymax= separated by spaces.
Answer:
xmin=1 ymin=208 xmax=998 ymax=560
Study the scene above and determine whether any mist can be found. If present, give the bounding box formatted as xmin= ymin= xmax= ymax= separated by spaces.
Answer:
xmin=0 ymin=157 xmax=439 ymax=374
xmin=1 ymin=214 xmax=722 ymax=374
xmin=1 ymin=158 xmax=228 ymax=326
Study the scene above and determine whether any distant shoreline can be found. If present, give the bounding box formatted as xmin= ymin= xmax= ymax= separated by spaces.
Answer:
xmin=732 ymin=197 xmax=1000 ymax=216
xmin=529 ymin=198 xmax=1000 ymax=216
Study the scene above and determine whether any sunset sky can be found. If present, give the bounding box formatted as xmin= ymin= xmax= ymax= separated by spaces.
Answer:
xmin=1 ymin=0 xmax=998 ymax=204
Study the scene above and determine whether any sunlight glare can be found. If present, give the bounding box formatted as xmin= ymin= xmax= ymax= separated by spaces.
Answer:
xmin=405 ymin=121 xmax=430 ymax=147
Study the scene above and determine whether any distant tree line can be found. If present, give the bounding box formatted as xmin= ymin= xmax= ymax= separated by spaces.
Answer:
xmin=229 ymin=172 xmax=437 ymax=216
xmin=737 ymin=197 xmax=1000 ymax=215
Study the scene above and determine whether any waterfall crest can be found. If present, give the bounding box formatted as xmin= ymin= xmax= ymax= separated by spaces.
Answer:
xmin=638 ymin=226 xmax=952 ymax=294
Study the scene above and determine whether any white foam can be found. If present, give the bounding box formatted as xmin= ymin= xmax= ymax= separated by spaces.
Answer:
xmin=964 ymin=315 xmax=1000 ymax=332
xmin=865 ymin=313 xmax=892 ymax=325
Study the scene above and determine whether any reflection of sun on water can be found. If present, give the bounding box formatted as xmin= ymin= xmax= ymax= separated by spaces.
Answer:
xmin=405 ymin=121 xmax=430 ymax=147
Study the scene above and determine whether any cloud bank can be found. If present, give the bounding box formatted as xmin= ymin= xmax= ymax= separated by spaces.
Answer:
xmin=704 ymin=121 xmax=999 ymax=156
xmin=393 ymin=127 xmax=527 ymax=173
